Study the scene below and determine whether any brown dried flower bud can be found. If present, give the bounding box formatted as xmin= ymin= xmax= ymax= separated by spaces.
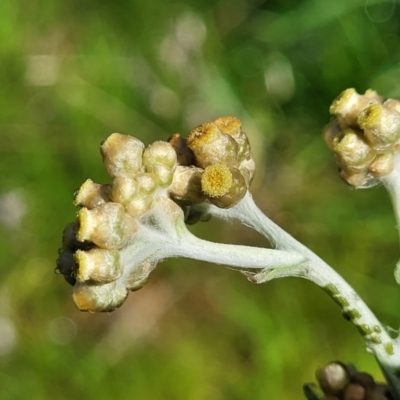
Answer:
xmin=201 ymin=164 xmax=247 ymax=208
xmin=315 ymin=362 xmax=350 ymax=395
xmin=357 ymin=104 xmax=400 ymax=152
xmin=168 ymin=133 xmax=195 ymax=166
xmin=343 ymin=383 xmax=365 ymax=400
xmin=77 ymin=202 xmax=138 ymax=249
xmin=168 ymin=165 xmax=205 ymax=205
xmin=55 ymin=251 xmax=77 ymax=285
xmin=330 ymin=88 xmax=383 ymax=128
xmin=187 ymin=122 xmax=239 ymax=168
xmin=100 ymin=133 xmax=144 ymax=177
xmin=75 ymin=248 xmax=122 ymax=284
xmin=368 ymin=152 xmax=394 ymax=177
xmin=73 ymin=281 xmax=128 ymax=312
xmin=332 ymin=129 xmax=375 ymax=173
xmin=74 ymin=179 xmax=110 ymax=209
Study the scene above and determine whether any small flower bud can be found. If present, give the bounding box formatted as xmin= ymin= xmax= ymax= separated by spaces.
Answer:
xmin=77 ymin=203 xmax=138 ymax=249
xmin=339 ymin=169 xmax=378 ymax=189
xmin=343 ymin=383 xmax=365 ymax=400
xmin=168 ymin=165 xmax=205 ymax=205
xmin=100 ymin=133 xmax=144 ymax=177
xmin=136 ymin=172 xmax=158 ymax=194
xmin=368 ymin=151 xmax=394 ymax=177
xmin=143 ymin=141 xmax=177 ymax=170
xmin=315 ymin=362 xmax=350 ymax=395
xmin=110 ymin=175 xmax=139 ymax=206
xmin=75 ymin=248 xmax=122 ymax=283
xmin=201 ymin=164 xmax=247 ymax=208
xmin=323 ymin=119 xmax=342 ymax=150
xmin=73 ymin=179 xmax=110 ymax=209
xmin=330 ymin=88 xmax=382 ymax=128
xmin=384 ymin=98 xmax=400 ymax=113
xmin=73 ymin=281 xmax=128 ymax=312
xmin=213 ymin=116 xmax=242 ymax=139
xmin=125 ymin=196 xmax=154 ymax=218
xmin=358 ymin=104 xmax=400 ymax=152
xmin=168 ymin=133 xmax=195 ymax=166
xmin=332 ymin=129 xmax=375 ymax=173
xmin=215 ymin=117 xmax=256 ymax=183
xmin=187 ymin=122 xmax=239 ymax=168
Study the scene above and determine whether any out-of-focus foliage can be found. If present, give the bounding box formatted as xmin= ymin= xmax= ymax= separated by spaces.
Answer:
xmin=1 ymin=0 xmax=400 ymax=398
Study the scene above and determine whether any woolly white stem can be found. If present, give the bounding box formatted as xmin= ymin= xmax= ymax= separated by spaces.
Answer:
xmin=201 ymin=193 xmax=400 ymax=397
xmin=381 ymin=154 xmax=400 ymax=286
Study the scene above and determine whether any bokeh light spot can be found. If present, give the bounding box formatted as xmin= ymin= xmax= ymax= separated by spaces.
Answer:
xmin=364 ymin=0 xmax=395 ymax=23
xmin=48 ymin=317 xmax=77 ymax=345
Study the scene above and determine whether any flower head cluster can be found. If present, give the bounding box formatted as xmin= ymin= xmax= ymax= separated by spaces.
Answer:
xmin=324 ymin=88 xmax=400 ymax=188
xmin=304 ymin=361 xmax=393 ymax=400
xmin=56 ymin=117 xmax=256 ymax=312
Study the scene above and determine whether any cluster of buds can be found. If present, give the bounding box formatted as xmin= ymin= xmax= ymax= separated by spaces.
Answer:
xmin=56 ymin=117 xmax=256 ymax=312
xmin=304 ymin=362 xmax=393 ymax=400
xmin=324 ymin=88 xmax=400 ymax=188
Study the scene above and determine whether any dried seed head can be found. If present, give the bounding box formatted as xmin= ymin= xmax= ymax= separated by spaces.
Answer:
xmin=75 ymin=248 xmax=122 ymax=284
xmin=73 ymin=281 xmax=128 ymax=312
xmin=201 ymin=164 xmax=247 ymax=208
xmin=187 ymin=122 xmax=239 ymax=168
xmin=73 ymin=179 xmax=110 ymax=209
xmin=332 ymin=129 xmax=375 ymax=173
xmin=168 ymin=133 xmax=195 ymax=166
xmin=77 ymin=202 xmax=138 ymax=249
xmin=330 ymin=88 xmax=383 ymax=128
xmin=101 ymin=133 xmax=144 ymax=177
xmin=315 ymin=362 xmax=350 ymax=395
xmin=357 ymin=104 xmax=400 ymax=152
xmin=168 ymin=165 xmax=205 ymax=205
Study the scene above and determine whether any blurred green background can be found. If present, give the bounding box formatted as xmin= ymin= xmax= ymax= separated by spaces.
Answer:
xmin=1 ymin=0 xmax=400 ymax=398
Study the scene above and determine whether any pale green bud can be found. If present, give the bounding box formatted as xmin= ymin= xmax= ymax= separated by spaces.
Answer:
xmin=73 ymin=281 xmax=128 ymax=313
xmin=101 ymin=133 xmax=144 ymax=177
xmin=75 ymin=248 xmax=122 ymax=284
xmin=330 ymin=88 xmax=383 ymax=129
xmin=73 ymin=179 xmax=110 ymax=209
xmin=368 ymin=151 xmax=394 ymax=177
xmin=77 ymin=202 xmax=138 ymax=249
xmin=358 ymin=104 xmax=400 ymax=152
xmin=168 ymin=165 xmax=205 ymax=205
xmin=332 ymin=129 xmax=375 ymax=173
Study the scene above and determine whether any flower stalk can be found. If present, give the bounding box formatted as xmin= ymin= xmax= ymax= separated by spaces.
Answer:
xmin=56 ymin=109 xmax=400 ymax=398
